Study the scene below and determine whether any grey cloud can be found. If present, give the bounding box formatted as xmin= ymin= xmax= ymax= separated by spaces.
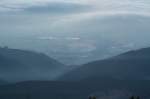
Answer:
xmin=0 ymin=2 xmax=91 ymax=14
xmin=49 ymin=14 xmax=150 ymax=48
xmin=26 ymin=2 xmax=90 ymax=13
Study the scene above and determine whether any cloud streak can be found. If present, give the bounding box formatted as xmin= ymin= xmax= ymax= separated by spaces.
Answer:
xmin=0 ymin=0 xmax=150 ymax=14
xmin=24 ymin=2 xmax=91 ymax=14
xmin=0 ymin=1 xmax=91 ymax=14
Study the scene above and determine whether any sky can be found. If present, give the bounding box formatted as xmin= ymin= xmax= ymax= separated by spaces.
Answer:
xmin=0 ymin=0 xmax=150 ymax=64
xmin=0 ymin=0 xmax=150 ymax=37
xmin=0 ymin=0 xmax=150 ymax=14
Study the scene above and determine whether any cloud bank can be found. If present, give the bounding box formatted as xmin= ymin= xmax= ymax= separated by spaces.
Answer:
xmin=0 ymin=0 xmax=150 ymax=64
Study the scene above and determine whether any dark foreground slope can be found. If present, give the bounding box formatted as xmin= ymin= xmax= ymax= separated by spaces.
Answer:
xmin=0 ymin=80 xmax=150 ymax=99
xmin=0 ymin=47 xmax=66 ymax=82
xmin=60 ymin=47 xmax=150 ymax=81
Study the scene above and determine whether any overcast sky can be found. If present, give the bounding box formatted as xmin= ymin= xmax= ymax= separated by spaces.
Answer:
xmin=0 ymin=0 xmax=149 ymax=43
xmin=0 ymin=0 xmax=150 ymax=14
xmin=0 ymin=0 xmax=150 ymax=40
xmin=0 ymin=0 xmax=150 ymax=64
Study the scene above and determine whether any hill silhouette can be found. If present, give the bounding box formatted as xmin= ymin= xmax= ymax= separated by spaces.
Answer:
xmin=60 ymin=47 xmax=150 ymax=81
xmin=0 ymin=47 xmax=66 ymax=82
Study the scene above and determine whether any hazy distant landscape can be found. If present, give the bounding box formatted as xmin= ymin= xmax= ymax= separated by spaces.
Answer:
xmin=0 ymin=0 xmax=150 ymax=99
xmin=1 ymin=47 xmax=150 ymax=99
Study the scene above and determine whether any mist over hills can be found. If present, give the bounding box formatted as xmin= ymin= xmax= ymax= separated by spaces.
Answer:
xmin=1 ymin=15 xmax=150 ymax=65
xmin=1 ymin=46 xmax=150 ymax=99
xmin=1 ymin=46 xmax=150 ymax=82
xmin=1 ymin=0 xmax=150 ymax=98
xmin=0 ymin=47 xmax=66 ymax=82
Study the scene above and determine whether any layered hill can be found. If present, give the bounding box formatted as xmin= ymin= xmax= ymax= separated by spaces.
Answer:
xmin=0 ymin=47 xmax=66 ymax=82
xmin=1 ymin=47 xmax=150 ymax=99
xmin=60 ymin=47 xmax=150 ymax=81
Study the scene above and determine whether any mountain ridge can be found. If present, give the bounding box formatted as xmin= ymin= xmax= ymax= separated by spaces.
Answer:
xmin=59 ymin=47 xmax=150 ymax=81
xmin=0 ymin=47 xmax=66 ymax=82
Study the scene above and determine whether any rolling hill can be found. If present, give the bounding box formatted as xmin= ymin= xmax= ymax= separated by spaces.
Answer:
xmin=60 ymin=47 xmax=150 ymax=81
xmin=0 ymin=47 xmax=66 ymax=82
xmin=1 ymin=47 xmax=150 ymax=99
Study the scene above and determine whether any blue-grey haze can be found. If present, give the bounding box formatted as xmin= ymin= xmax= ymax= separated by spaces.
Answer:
xmin=0 ymin=0 xmax=150 ymax=64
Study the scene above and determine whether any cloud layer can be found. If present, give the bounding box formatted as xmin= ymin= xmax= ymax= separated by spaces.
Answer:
xmin=0 ymin=0 xmax=150 ymax=64
xmin=0 ymin=0 xmax=91 ymax=13
xmin=0 ymin=0 xmax=150 ymax=13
